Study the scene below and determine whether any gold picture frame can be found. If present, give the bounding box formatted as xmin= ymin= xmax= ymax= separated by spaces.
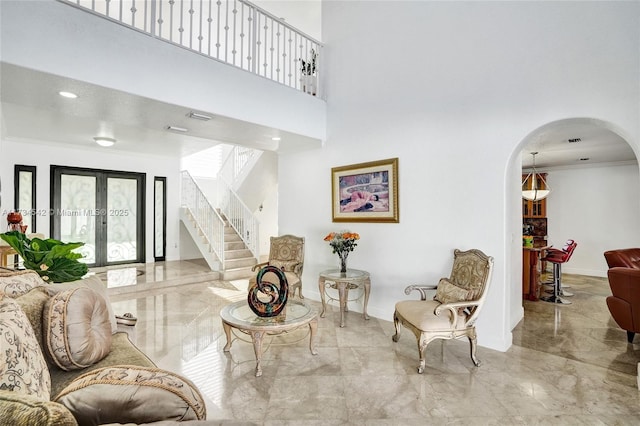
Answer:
xmin=331 ymin=157 xmax=399 ymax=223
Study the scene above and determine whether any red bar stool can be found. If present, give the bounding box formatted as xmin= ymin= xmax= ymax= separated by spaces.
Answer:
xmin=540 ymin=239 xmax=577 ymax=305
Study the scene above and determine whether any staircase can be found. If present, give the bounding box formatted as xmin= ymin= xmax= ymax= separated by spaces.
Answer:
xmin=181 ymin=146 xmax=263 ymax=281
xmin=220 ymin=215 xmax=257 ymax=280
xmin=180 ymin=206 xmax=257 ymax=280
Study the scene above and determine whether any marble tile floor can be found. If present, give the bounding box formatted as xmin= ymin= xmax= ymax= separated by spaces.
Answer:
xmin=100 ymin=261 xmax=640 ymax=425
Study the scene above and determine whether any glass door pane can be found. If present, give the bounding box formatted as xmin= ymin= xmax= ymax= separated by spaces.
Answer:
xmin=60 ymin=174 xmax=97 ymax=264
xmin=107 ymin=177 xmax=138 ymax=263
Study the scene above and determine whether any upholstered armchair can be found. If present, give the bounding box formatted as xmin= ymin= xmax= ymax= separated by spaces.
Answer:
xmin=392 ymin=249 xmax=494 ymax=374
xmin=249 ymin=235 xmax=305 ymax=299
xmin=606 ymin=267 xmax=640 ymax=343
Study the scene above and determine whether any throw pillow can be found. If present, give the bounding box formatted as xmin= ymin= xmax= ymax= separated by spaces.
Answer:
xmin=44 ymin=275 xmax=117 ymax=334
xmin=434 ymin=278 xmax=473 ymax=305
xmin=43 ymin=287 xmax=112 ymax=371
xmin=55 ymin=366 xmax=207 ymax=424
xmin=0 ymin=269 xmax=45 ymax=298
xmin=0 ymin=293 xmax=51 ymax=400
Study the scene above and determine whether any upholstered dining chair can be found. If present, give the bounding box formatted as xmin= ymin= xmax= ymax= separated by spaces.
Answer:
xmin=392 ymin=248 xmax=494 ymax=374
xmin=248 ymin=234 xmax=305 ymax=299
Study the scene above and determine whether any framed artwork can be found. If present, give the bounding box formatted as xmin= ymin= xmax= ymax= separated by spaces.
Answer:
xmin=331 ymin=157 xmax=399 ymax=223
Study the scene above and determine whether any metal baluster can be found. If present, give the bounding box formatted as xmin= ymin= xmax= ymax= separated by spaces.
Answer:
xmin=232 ymin=0 xmax=237 ymax=65
xmin=255 ymin=10 xmax=260 ymax=75
xmin=168 ymin=0 xmax=174 ymax=42
xmin=223 ymin=0 xmax=229 ymax=62
xmin=263 ymin=14 xmax=268 ymax=77
xmin=207 ymin=0 xmax=213 ymax=56
xmin=179 ymin=0 xmax=185 ymax=46
xmin=287 ymin=30 xmax=292 ymax=87
xmin=216 ymin=0 xmax=221 ymax=59
xmin=239 ymin=2 xmax=245 ymax=69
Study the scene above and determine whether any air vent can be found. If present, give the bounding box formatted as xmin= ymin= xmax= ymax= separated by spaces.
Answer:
xmin=568 ymin=138 xmax=581 ymax=143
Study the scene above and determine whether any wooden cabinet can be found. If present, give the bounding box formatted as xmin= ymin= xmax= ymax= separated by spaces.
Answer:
xmin=522 ymin=173 xmax=547 ymax=218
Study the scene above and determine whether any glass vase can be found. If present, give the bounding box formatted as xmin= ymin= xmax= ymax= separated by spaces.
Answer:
xmin=339 ymin=253 xmax=348 ymax=273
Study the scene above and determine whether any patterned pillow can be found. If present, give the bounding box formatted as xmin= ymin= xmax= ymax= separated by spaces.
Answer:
xmin=0 ymin=293 xmax=51 ymax=400
xmin=55 ymin=366 xmax=207 ymax=424
xmin=0 ymin=269 xmax=45 ymax=298
xmin=43 ymin=287 xmax=112 ymax=371
xmin=0 ymin=390 xmax=77 ymax=426
xmin=434 ymin=278 xmax=473 ymax=305
xmin=44 ymin=275 xmax=117 ymax=334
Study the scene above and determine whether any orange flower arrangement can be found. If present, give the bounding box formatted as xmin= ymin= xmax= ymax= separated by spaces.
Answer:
xmin=324 ymin=231 xmax=360 ymax=272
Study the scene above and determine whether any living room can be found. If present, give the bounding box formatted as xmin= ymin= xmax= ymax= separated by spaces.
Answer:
xmin=1 ymin=1 xmax=639 ymax=423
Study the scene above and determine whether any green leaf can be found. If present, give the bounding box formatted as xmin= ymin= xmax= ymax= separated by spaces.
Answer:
xmin=0 ymin=231 xmax=88 ymax=283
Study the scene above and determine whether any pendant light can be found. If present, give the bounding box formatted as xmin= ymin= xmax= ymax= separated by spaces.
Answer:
xmin=522 ymin=152 xmax=550 ymax=201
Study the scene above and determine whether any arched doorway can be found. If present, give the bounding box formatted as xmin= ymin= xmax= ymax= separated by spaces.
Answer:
xmin=505 ymin=117 xmax=640 ymax=372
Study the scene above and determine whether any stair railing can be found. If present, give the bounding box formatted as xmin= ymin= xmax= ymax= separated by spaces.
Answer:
xmin=218 ymin=177 xmax=259 ymax=260
xmin=219 ymin=145 xmax=259 ymax=188
xmin=58 ymin=0 xmax=323 ymax=97
xmin=181 ymin=170 xmax=226 ymax=265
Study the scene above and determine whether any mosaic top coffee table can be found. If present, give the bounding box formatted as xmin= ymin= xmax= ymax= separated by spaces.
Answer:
xmin=220 ymin=299 xmax=318 ymax=377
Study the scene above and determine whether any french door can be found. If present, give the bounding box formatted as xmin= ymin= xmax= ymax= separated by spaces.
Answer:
xmin=51 ymin=166 xmax=145 ymax=267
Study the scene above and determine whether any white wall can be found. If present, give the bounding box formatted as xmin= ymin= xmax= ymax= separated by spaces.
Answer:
xmin=0 ymin=139 xmax=183 ymax=263
xmin=278 ymin=1 xmax=640 ymax=352
xmin=546 ymin=163 xmax=640 ymax=277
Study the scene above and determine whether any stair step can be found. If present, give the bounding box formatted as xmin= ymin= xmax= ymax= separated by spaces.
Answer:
xmin=225 ymin=241 xmax=246 ymax=251
xmin=225 ymin=257 xmax=257 ymax=270
xmin=224 ymin=233 xmax=243 ymax=242
xmin=222 ymin=267 xmax=255 ymax=281
xmin=225 ymin=249 xmax=253 ymax=260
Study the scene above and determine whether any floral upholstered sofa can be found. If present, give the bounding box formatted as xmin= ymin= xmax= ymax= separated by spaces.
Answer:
xmin=0 ymin=269 xmax=212 ymax=425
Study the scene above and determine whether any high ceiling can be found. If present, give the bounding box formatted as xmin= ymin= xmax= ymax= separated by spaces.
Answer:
xmin=1 ymin=63 xmax=636 ymax=167
xmin=0 ymin=63 xmax=320 ymax=157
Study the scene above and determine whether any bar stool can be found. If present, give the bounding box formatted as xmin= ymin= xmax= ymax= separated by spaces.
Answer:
xmin=540 ymin=239 xmax=577 ymax=305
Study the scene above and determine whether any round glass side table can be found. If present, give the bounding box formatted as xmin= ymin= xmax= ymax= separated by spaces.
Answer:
xmin=317 ymin=268 xmax=371 ymax=327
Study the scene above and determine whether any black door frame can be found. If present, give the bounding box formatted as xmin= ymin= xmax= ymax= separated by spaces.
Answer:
xmin=50 ymin=165 xmax=146 ymax=267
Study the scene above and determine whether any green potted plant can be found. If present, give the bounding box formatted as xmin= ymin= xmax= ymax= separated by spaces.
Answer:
xmin=0 ymin=231 xmax=88 ymax=283
xmin=300 ymin=49 xmax=317 ymax=95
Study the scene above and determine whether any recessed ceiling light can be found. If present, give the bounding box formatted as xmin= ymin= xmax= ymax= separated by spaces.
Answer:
xmin=59 ymin=91 xmax=78 ymax=99
xmin=93 ymin=137 xmax=116 ymax=147
xmin=187 ymin=112 xmax=212 ymax=121
xmin=271 ymin=136 xmax=281 ymax=141
xmin=167 ymin=126 xmax=188 ymax=132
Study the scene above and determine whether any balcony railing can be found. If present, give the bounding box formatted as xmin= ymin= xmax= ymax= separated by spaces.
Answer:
xmin=58 ymin=0 xmax=322 ymax=96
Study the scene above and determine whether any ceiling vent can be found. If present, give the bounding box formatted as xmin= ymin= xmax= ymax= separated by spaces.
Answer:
xmin=568 ymin=138 xmax=582 ymax=143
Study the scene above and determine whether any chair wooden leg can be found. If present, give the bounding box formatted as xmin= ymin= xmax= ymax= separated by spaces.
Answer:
xmin=627 ymin=331 xmax=635 ymax=343
xmin=468 ymin=334 xmax=481 ymax=367
xmin=392 ymin=311 xmax=401 ymax=342
xmin=417 ymin=336 xmax=428 ymax=374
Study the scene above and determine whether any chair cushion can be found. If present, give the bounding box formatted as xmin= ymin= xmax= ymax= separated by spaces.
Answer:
xmin=43 ymin=287 xmax=112 ymax=371
xmin=0 ymin=293 xmax=51 ymax=400
xmin=44 ymin=275 xmax=117 ymax=334
xmin=0 ymin=269 xmax=45 ymax=298
xmin=395 ymin=299 xmax=467 ymax=331
xmin=434 ymin=278 xmax=473 ymax=304
xmin=54 ymin=366 xmax=207 ymax=424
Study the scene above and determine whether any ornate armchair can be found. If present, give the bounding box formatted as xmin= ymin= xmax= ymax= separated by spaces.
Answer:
xmin=392 ymin=249 xmax=494 ymax=373
xmin=249 ymin=235 xmax=305 ymax=299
